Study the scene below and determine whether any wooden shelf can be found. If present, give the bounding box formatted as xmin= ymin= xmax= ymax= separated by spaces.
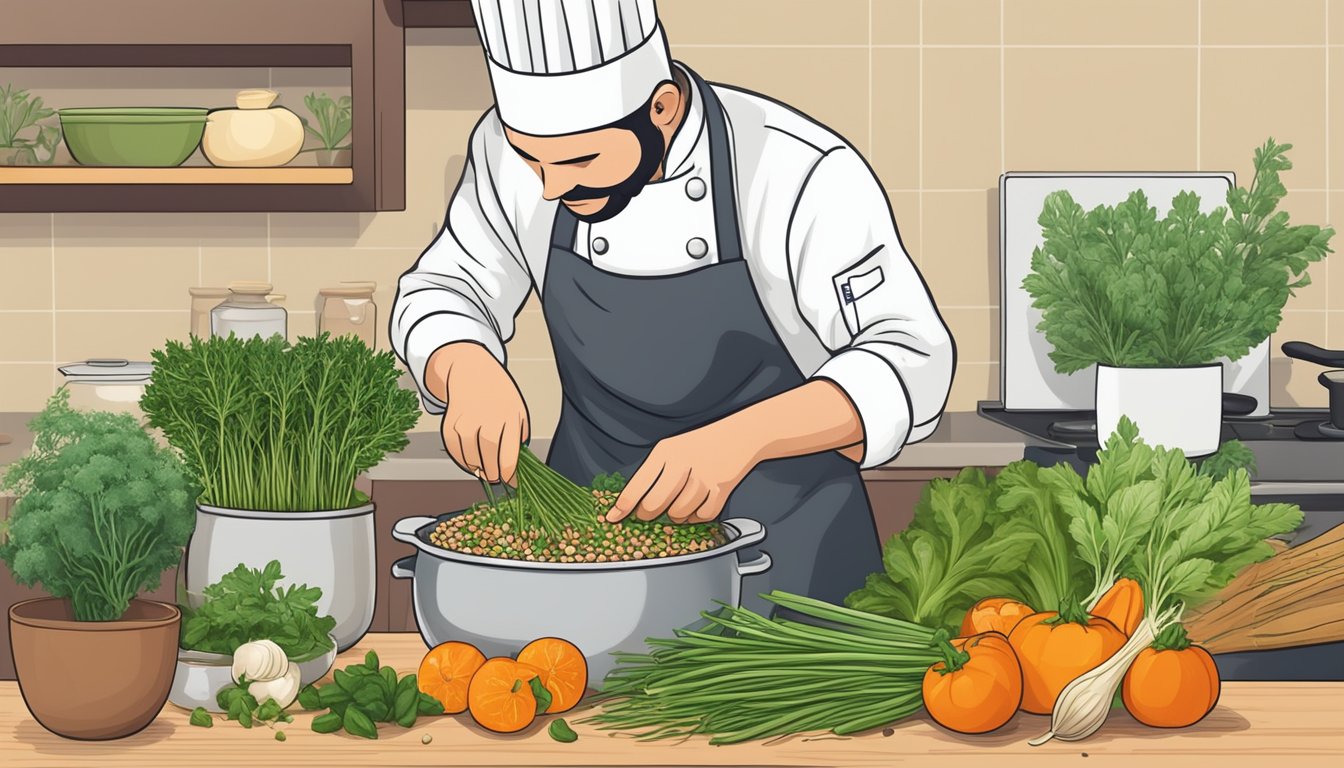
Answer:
xmin=401 ymin=0 xmax=475 ymax=28
xmin=0 ymin=167 xmax=354 ymax=185
xmin=0 ymin=0 xmax=404 ymax=212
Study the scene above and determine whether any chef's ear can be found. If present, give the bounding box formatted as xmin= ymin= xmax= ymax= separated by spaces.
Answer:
xmin=648 ymin=81 xmax=682 ymax=129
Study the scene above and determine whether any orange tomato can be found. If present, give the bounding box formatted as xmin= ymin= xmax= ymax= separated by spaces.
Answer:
xmin=467 ymin=658 xmax=544 ymax=734
xmin=1008 ymin=611 xmax=1127 ymax=714
xmin=417 ymin=641 xmax=487 ymax=714
xmin=1123 ymin=644 xmax=1220 ymax=728
xmin=961 ymin=597 xmax=1035 ymax=638
xmin=516 ymin=637 xmax=588 ymax=714
xmin=922 ymin=632 xmax=1023 ymax=734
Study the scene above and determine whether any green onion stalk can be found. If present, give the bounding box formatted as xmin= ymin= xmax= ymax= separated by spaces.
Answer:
xmin=585 ymin=591 xmax=944 ymax=744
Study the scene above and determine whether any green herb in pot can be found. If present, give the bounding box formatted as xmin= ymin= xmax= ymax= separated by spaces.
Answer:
xmin=141 ymin=333 xmax=420 ymax=512
xmin=0 ymin=84 xmax=60 ymax=165
xmin=180 ymin=559 xmax=336 ymax=661
xmin=1024 ymin=138 xmax=1333 ymax=373
xmin=301 ymin=92 xmax=352 ymax=151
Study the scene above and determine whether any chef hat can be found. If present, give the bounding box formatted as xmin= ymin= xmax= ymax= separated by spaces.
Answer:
xmin=470 ymin=0 xmax=673 ymax=136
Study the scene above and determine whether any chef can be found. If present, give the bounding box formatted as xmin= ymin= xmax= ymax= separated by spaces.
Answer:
xmin=391 ymin=0 xmax=955 ymax=611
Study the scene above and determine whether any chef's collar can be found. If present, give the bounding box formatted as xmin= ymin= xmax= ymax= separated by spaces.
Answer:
xmin=659 ymin=62 xmax=706 ymax=182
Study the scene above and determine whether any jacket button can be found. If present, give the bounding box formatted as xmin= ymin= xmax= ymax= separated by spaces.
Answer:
xmin=687 ymin=237 xmax=709 ymax=259
xmin=685 ymin=177 xmax=707 ymax=201
xmin=592 ymin=236 xmax=609 ymax=255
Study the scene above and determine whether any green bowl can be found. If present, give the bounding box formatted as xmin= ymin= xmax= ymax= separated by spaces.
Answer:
xmin=58 ymin=107 xmax=209 ymax=167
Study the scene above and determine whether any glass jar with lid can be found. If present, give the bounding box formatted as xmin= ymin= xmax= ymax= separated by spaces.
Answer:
xmin=188 ymin=287 xmax=229 ymax=339
xmin=211 ymin=281 xmax=287 ymax=340
xmin=317 ymin=281 xmax=377 ymax=347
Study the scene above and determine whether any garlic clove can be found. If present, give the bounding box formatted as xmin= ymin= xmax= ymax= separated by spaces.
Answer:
xmin=232 ymin=639 xmax=288 ymax=683
xmin=248 ymin=662 xmax=302 ymax=709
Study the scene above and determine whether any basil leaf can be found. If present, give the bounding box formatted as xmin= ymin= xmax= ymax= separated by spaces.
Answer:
xmin=317 ymin=685 xmax=352 ymax=707
xmin=297 ymin=685 xmax=321 ymax=710
xmin=528 ymin=676 xmax=553 ymax=715
xmin=417 ymin=692 xmax=446 ymax=716
xmin=548 ymin=718 xmax=578 ymax=743
xmin=379 ymin=666 xmax=397 ymax=694
xmin=343 ymin=705 xmax=378 ymax=740
xmin=394 ymin=686 xmax=419 ymax=728
xmin=333 ymin=668 xmax=356 ymax=693
xmin=256 ymin=698 xmax=283 ymax=722
xmin=311 ymin=711 xmax=343 ymax=734
xmin=364 ymin=650 xmax=379 ymax=670
xmin=189 ymin=707 xmax=214 ymax=728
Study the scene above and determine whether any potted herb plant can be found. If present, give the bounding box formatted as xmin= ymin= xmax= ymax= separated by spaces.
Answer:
xmin=1 ymin=389 xmax=197 ymax=740
xmin=301 ymin=92 xmax=352 ymax=167
xmin=0 ymin=84 xmax=61 ymax=165
xmin=140 ymin=333 xmax=420 ymax=651
xmin=1024 ymin=139 xmax=1333 ymax=456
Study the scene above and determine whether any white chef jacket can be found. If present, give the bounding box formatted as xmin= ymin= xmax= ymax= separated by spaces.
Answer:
xmin=391 ymin=65 xmax=955 ymax=469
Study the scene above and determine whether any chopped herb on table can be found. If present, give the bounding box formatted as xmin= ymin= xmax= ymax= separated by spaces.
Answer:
xmin=179 ymin=559 xmax=337 ymax=662
xmin=299 ymin=651 xmax=445 ymax=739
xmin=548 ymin=718 xmax=578 ymax=743
xmin=189 ymin=707 xmax=214 ymax=728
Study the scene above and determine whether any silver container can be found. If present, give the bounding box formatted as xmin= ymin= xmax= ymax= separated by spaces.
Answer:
xmin=391 ymin=515 xmax=771 ymax=687
xmin=184 ymin=504 xmax=376 ymax=652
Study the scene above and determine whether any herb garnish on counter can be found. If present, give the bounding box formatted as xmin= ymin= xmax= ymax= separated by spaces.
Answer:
xmin=180 ymin=560 xmax=336 ymax=662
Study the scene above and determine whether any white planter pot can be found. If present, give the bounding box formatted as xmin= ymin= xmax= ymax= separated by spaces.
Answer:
xmin=184 ymin=504 xmax=376 ymax=652
xmin=1095 ymin=364 xmax=1223 ymax=457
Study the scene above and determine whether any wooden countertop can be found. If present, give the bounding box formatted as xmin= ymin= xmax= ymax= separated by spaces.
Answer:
xmin=3 ymin=633 xmax=1341 ymax=767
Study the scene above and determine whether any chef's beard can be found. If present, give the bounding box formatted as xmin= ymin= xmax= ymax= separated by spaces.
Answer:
xmin=561 ymin=110 xmax=667 ymax=224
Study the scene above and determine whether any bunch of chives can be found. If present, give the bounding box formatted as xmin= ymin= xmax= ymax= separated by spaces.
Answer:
xmin=584 ymin=592 xmax=943 ymax=744
xmin=513 ymin=446 xmax=600 ymax=536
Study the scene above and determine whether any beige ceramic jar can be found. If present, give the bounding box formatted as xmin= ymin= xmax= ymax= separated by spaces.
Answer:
xmin=202 ymin=89 xmax=304 ymax=168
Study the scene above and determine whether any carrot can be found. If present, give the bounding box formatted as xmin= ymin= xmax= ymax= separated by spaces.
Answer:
xmin=922 ymin=632 xmax=1023 ymax=734
xmin=961 ymin=597 xmax=1035 ymax=638
xmin=1090 ymin=578 xmax=1144 ymax=636
xmin=1008 ymin=603 xmax=1127 ymax=715
xmin=1122 ymin=624 xmax=1220 ymax=728
xmin=517 ymin=637 xmax=588 ymax=714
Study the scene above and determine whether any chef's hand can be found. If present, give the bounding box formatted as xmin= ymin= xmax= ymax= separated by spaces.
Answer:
xmin=606 ymin=424 xmax=760 ymax=525
xmin=427 ymin=342 xmax=529 ymax=485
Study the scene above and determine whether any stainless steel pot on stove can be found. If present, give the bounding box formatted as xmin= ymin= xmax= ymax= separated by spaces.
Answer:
xmin=391 ymin=514 xmax=771 ymax=687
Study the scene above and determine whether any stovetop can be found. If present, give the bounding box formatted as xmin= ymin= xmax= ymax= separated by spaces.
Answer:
xmin=978 ymin=403 xmax=1344 ymax=485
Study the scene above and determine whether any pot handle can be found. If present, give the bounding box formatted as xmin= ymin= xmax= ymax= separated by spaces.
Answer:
xmin=725 ymin=517 xmax=766 ymax=549
xmin=736 ymin=551 xmax=772 ymax=576
xmin=391 ymin=555 xmax=416 ymax=580
xmin=392 ymin=515 xmax=436 ymax=545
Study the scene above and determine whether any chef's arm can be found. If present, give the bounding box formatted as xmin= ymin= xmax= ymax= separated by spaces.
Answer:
xmin=787 ymin=146 xmax=955 ymax=469
xmin=390 ymin=120 xmax=534 ymax=413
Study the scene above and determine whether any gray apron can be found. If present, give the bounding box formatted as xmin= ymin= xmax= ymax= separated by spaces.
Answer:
xmin=540 ymin=69 xmax=881 ymax=615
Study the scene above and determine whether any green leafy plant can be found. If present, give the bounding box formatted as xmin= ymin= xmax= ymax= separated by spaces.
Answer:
xmin=215 ymin=681 xmax=295 ymax=729
xmin=0 ymin=389 xmax=198 ymax=621
xmin=297 ymin=650 xmax=445 ymax=739
xmin=301 ymin=92 xmax=352 ymax=151
xmin=1024 ymin=139 xmax=1333 ymax=372
xmin=140 ymin=333 xmax=420 ymax=512
xmin=0 ymin=84 xmax=61 ymax=165
xmin=180 ymin=560 xmax=337 ymax=662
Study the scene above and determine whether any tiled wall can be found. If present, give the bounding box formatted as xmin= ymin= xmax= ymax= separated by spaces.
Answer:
xmin=3 ymin=1 xmax=1344 ymax=435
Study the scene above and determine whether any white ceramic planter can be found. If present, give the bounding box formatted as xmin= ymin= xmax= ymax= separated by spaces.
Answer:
xmin=1095 ymin=364 xmax=1223 ymax=457
xmin=184 ymin=504 xmax=376 ymax=652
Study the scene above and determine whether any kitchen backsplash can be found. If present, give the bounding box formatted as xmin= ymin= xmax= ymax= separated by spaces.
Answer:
xmin=3 ymin=1 xmax=1344 ymax=436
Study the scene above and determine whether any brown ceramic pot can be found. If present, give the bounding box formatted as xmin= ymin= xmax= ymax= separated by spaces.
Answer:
xmin=8 ymin=598 xmax=180 ymax=740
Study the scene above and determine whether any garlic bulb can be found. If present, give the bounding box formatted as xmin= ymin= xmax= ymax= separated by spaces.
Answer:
xmin=248 ymin=661 xmax=302 ymax=709
xmin=232 ymin=639 xmax=289 ymax=683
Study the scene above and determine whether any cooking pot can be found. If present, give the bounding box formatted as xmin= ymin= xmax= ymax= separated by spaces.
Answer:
xmin=391 ymin=514 xmax=771 ymax=687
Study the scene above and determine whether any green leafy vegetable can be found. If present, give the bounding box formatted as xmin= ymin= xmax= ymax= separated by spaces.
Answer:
xmin=342 ymin=705 xmax=378 ymax=740
xmin=0 ymin=389 xmax=198 ymax=621
xmin=311 ymin=711 xmax=343 ymax=733
xmin=1024 ymin=139 xmax=1333 ymax=371
xmin=141 ymin=333 xmax=420 ymax=512
xmin=844 ymin=467 xmax=1036 ymax=630
xmin=189 ymin=708 xmax=214 ymax=728
xmin=548 ymin=718 xmax=578 ymax=743
xmin=180 ymin=559 xmax=336 ymax=661
xmin=528 ymin=676 xmax=553 ymax=714
xmin=1195 ymin=439 xmax=1257 ymax=481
